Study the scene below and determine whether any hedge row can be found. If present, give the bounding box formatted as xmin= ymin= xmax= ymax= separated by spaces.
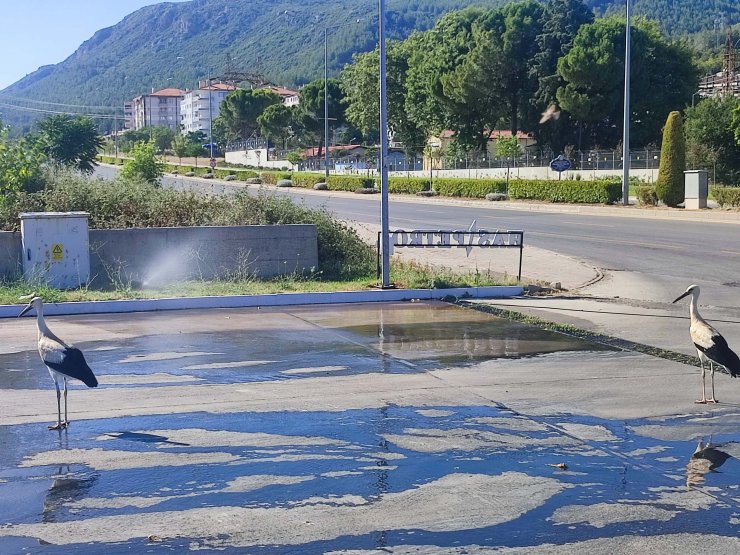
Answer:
xmin=508 ymin=179 xmax=622 ymax=204
xmin=712 ymin=187 xmax=740 ymax=208
xmin=100 ymin=157 xmax=623 ymax=204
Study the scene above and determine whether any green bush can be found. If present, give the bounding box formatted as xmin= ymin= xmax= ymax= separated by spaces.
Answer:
xmin=388 ymin=177 xmax=431 ymax=194
xmin=508 ymin=179 xmax=622 ymax=204
xmin=327 ymin=175 xmax=374 ymax=191
xmin=260 ymin=171 xmax=293 ymax=185
xmin=712 ymin=186 xmax=740 ymax=208
xmin=656 ymin=111 xmax=686 ymax=207
xmin=0 ymin=171 xmax=374 ymax=279
xmin=636 ymin=185 xmax=658 ymax=206
xmin=433 ymin=178 xmax=508 ymax=198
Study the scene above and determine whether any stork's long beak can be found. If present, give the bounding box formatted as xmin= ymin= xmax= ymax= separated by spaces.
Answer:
xmin=18 ymin=303 xmax=33 ymax=317
xmin=672 ymin=291 xmax=691 ymax=304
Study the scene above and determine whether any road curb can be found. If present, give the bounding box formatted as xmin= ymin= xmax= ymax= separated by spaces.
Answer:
xmin=4 ymin=286 xmax=523 ymax=318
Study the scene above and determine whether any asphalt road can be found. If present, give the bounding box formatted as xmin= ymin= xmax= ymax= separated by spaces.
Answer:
xmin=95 ymin=166 xmax=740 ymax=307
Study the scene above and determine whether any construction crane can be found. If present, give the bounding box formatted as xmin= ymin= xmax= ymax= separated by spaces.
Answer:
xmin=19 ymin=297 xmax=98 ymax=430
xmin=673 ymin=285 xmax=739 ymax=403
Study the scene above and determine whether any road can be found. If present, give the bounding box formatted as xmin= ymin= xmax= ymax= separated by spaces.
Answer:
xmin=95 ymin=166 xmax=740 ymax=307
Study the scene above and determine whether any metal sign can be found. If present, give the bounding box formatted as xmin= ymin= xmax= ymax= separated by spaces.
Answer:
xmin=377 ymin=228 xmax=524 ymax=280
xmin=51 ymin=244 xmax=64 ymax=261
xmin=549 ymin=156 xmax=572 ymax=173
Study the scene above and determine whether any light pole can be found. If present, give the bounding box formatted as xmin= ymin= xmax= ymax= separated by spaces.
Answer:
xmin=692 ymin=91 xmax=702 ymax=107
xmin=322 ymin=19 xmax=362 ymax=183
xmin=208 ymin=67 xmax=214 ymax=162
xmin=324 ymin=27 xmax=330 ymax=182
xmin=621 ymin=0 xmax=631 ymax=206
xmin=379 ymin=0 xmax=390 ymax=287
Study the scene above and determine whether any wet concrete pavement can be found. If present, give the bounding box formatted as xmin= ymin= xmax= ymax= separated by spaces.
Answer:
xmin=1 ymin=301 xmax=739 ymax=553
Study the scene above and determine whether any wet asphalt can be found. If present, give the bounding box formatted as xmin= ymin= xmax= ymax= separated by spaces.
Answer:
xmin=0 ymin=301 xmax=738 ymax=553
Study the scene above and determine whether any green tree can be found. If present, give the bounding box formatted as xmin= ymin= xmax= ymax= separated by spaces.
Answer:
xmin=257 ymin=103 xmax=294 ymax=146
xmin=405 ymin=8 xmax=489 ymax=151
xmin=149 ymin=126 xmax=176 ymax=153
xmin=219 ymin=89 xmax=281 ymax=141
xmin=121 ymin=141 xmax=165 ymax=184
xmin=655 ymin=111 xmax=686 ymax=207
xmin=531 ymin=0 xmax=594 ymax=152
xmin=172 ymin=133 xmax=189 ymax=165
xmin=34 ymin=114 xmax=104 ymax=174
xmin=342 ymin=37 xmax=426 ymax=154
xmin=0 ymin=123 xmax=45 ymax=194
xmin=495 ymin=136 xmax=523 ymax=187
xmin=557 ymin=16 xmax=698 ymax=148
xmin=299 ymin=79 xmax=347 ymax=157
xmin=686 ymin=96 xmax=740 ymax=185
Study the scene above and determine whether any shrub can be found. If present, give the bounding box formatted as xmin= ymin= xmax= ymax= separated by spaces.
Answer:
xmin=388 ymin=177 xmax=431 ymax=194
xmin=327 ymin=175 xmax=374 ymax=191
xmin=656 ymin=111 xmax=686 ymax=207
xmin=508 ymin=179 xmax=621 ymax=204
xmin=0 ymin=171 xmax=375 ymax=280
xmin=712 ymin=186 xmax=740 ymax=208
xmin=260 ymin=171 xmax=293 ymax=185
xmin=636 ymin=186 xmax=658 ymax=206
xmin=433 ymin=178 xmax=508 ymax=198
xmin=121 ymin=141 xmax=165 ymax=184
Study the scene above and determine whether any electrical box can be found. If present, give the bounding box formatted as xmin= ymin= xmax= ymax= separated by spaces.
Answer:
xmin=684 ymin=170 xmax=708 ymax=210
xmin=20 ymin=212 xmax=90 ymax=289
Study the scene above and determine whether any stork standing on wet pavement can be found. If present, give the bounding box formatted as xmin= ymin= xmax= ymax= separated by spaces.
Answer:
xmin=19 ymin=297 xmax=98 ymax=430
xmin=673 ymin=285 xmax=739 ymax=403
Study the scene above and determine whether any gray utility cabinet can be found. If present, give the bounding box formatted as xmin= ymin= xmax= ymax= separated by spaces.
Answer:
xmin=684 ymin=170 xmax=708 ymax=210
xmin=20 ymin=212 xmax=90 ymax=289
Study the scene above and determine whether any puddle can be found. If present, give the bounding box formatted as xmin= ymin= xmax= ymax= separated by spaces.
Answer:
xmin=0 ymin=406 xmax=737 ymax=553
xmin=0 ymin=301 xmax=736 ymax=552
xmin=0 ymin=302 xmax=613 ymax=391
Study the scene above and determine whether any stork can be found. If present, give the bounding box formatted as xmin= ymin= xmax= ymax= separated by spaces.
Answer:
xmin=673 ymin=285 xmax=739 ymax=404
xmin=19 ymin=297 xmax=98 ymax=430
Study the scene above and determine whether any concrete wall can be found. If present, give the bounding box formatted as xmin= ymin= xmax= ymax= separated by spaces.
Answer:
xmin=88 ymin=225 xmax=318 ymax=287
xmin=0 ymin=231 xmax=22 ymax=280
xmin=0 ymin=225 xmax=317 ymax=286
xmin=225 ymin=149 xmax=297 ymax=170
xmin=388 ymin=167 xmax=660 ymax=182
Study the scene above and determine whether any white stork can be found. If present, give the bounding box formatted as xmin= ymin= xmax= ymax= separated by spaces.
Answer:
xmin=673 ymin=285 xmax=739 ymax=403
xmin=19 ymin=297 xmax=98 ymax=430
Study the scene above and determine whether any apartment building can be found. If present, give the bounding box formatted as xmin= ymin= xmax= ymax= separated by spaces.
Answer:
xmin=180 ymin=82 xmax=236 ymax=134
xmin=132 ymin=88 xmax=185 ymax=131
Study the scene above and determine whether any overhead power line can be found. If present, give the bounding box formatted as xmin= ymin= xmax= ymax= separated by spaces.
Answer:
xmin=0 ymin=93 xmax=122 ymax=112
xmin=0 ymin=102 xmax=118 ymax=120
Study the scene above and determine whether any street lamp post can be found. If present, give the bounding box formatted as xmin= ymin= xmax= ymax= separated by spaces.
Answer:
xmin=621 ymin=0 xmax=631 ymax=206
xmin=324 ymin=28 xmax=330 ymax=182
xmin=208 ymin=67 xmax=214 ymax=161
xmin=379 ymin=0 xmax=390 ymax=287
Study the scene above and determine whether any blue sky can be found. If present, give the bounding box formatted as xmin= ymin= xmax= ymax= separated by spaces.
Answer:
xmin=0 ymin=1 xmax=188 ymax=90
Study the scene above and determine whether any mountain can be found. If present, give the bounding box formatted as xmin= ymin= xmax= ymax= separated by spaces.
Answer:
xmin=1 ymin=0 xmax=738 ymax=132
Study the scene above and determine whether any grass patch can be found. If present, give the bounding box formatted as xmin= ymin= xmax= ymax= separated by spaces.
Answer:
xmin=1 ymin=261 xmax=514 ymax=306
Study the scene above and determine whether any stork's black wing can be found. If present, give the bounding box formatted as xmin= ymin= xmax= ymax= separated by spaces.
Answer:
xmin=46 ymin=347 xmax=99 ymax=387
xmin=699 ymin=333 xmax=740 ymax=377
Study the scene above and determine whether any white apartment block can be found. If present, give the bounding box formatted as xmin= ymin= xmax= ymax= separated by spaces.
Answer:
xmin=262 ymin=85 xmax=300 ymax=107
xmin=123 ymin=102 xmax=134 ymax=130
xmin=180 ymin=82 xmax=236 ymax=135
xmin=132 ymin=88 xmax=185 ymax=131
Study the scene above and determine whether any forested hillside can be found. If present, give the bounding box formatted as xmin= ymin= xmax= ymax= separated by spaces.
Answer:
xmin=0 ymin=0 xmax=738 ymax=133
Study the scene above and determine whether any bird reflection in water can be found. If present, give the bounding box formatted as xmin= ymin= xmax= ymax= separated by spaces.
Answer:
xmin=686 ymin=437 xmax=731 ymax=488
xmin=42 ymin=466 xmax=98 ymax=523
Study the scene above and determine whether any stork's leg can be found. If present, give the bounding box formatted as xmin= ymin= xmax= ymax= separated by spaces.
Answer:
xmin=62 ymin=377 xmax=70 ymax=426
xmin=707 ymin=362 xmax=718 ymax=404
xmin=695 ymin=356 xmax=708 ymax=404
xmin=49 ymin=378 xmax=64 ymax=430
